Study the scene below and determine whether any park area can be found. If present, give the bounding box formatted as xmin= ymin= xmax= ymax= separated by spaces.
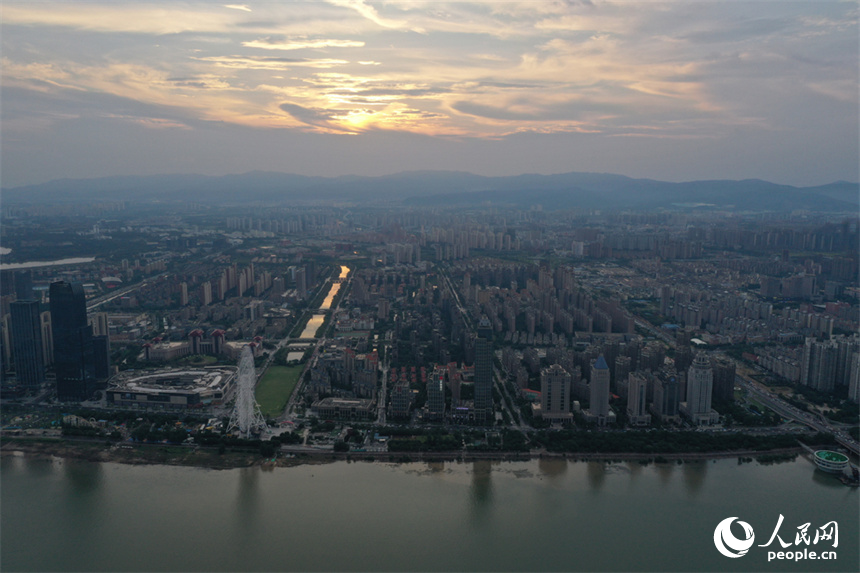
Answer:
xmin=255 ymin=365 xmax=303 ymax=418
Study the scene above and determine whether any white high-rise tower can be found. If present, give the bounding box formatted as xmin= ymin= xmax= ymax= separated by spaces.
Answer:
xmin=681 ymin=352 xmax=718 ymax=425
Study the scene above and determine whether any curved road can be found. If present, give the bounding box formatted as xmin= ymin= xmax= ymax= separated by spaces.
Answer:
xmin=736 ymin=375 xmax=859 ymax=456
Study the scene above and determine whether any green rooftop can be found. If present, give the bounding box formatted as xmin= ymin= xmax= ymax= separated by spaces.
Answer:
xmin=814 ymin=450 xmax=848 ymax=463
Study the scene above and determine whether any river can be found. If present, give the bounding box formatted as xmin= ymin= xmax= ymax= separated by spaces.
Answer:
xmin=1 ymin=454 xmax=856 ymax=572
xmin=292 ymin=265 xmax=351 ymax=352
xmin=0 ymin=257 xmax=96 ymax=270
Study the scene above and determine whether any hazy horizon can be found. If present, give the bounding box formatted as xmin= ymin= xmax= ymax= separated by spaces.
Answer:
xmin=3 ymin=168 xmax=859 ymax=192
xmin=2 ymin=1 xmax=858 ymax=188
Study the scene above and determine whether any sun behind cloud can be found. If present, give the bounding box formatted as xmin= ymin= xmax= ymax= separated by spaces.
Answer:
xmin=1 ymin=0 xmax=857 ymax=185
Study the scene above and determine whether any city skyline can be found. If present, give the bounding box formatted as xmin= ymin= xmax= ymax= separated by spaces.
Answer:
xmin=2 ymin=1 xmax=858 ymax=188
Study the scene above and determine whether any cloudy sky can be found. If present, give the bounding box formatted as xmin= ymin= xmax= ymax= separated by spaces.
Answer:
xmin=1 ymin=1 xmax=857 ymax=187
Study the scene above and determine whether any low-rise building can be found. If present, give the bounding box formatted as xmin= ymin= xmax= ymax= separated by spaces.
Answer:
xmin=311 ymin=397 xmax=375 ymax=420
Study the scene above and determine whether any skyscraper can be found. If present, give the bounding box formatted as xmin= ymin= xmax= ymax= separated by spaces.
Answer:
xmin=10 ymin=300 xmax=45 ymax=389
xmin=711 ymin=356 xmax=736 ymax=403
xmin=473 ymin=316 xmax=494 ymax=423
xmin=40 ymin=311 xmax=53 ymax=366
xmin=682 ymin=352 xmax=719 ymax=425
xmin=652 ymin=367 xmax=680 ymax=423
xmin=0 ymin=314 xmax=10 ymax=384
xmin=92 ymin=334 xmax=111 ymax=381
xmin=801 ymin=337 xmax=837 ymax=392
xmin=686 ymin=353 xmax=713 ymax=414
xmin=587 ymin=355 xmax=612 ymax=426
xmin=295 ymin=267 xmax=307 ymax=299
xmin=427 ymin=369 xmax=446 ymax=420
xmin=626 ymin=371 xmax=651 ymax=426
xmin=14 ymin=270 xmax=34 ymax=301
xmin=849 ymin=352 xmax=860 ymax=404
xmin=50 ymin=281 xmax=96 ymax=401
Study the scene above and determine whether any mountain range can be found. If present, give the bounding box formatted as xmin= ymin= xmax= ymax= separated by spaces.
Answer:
xmin=3 ymin=171 xmax=857 ymax=212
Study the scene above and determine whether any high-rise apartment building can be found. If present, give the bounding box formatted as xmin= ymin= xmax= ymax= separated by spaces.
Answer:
xmin=800 ymin=335 xmax=859 ymax=394
xmin=89 ymin=314 xmax=111 ymax=381
xmin=50 ymin=281 xmax=96 ymax=401
xmin=427 ymin=369 xmax=446 ymax=420
xmin=540 ymin=363 xmax=572 ymax=423
xmin=627 ymin=371 xmax=651 ymax=426
xmin=801 ymin=337 xmax=838 ymax=393
xmin=10 ymin=300 xmax=45 ymax=389
xmin=389 ymin=381 xmax=413 ymax=419
xmin=652 ymin=367 xmax=680 ymax=422
xmin=201 ymin=281 xmax=213 ymax=306
xmin=295 ymin=267 xmax=307 ymax=299
xmin=614 ymin=355 xmax=631 ymax=394
xmin=587 ymin=355 xmax=612 ymax=426
xmin=849 ymin=352 xmax=860 ymax=404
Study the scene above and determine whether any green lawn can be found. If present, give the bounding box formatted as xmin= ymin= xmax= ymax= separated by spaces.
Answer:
xmin=255 ymin=365 xmax=303 ymax=418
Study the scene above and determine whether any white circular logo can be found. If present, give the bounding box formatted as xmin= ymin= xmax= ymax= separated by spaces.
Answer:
xmin=714 ymin=517 xmax=756 ymax=558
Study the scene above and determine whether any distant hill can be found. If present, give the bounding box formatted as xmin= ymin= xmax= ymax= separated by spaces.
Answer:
xmin=2 ymin=171 xmax=857 ymax=212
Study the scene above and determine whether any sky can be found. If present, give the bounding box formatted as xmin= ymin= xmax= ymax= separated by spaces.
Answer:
xmin=1 ymin=1 xmax=857 ymax=188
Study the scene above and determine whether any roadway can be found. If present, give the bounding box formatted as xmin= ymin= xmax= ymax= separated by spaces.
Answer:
xmin=632 ymin=317 xmax=677 ymax=348
xmin=736 ymin=375 xmax=859 ymax=456
xmin=86 ymin=272 xmax=170 ymax=311
xmin=376 ymin=336 xmax=391 ymax=426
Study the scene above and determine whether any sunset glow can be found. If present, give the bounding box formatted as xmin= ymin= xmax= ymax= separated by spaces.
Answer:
xmin=1 ymin=1 xmax=857 ymax=186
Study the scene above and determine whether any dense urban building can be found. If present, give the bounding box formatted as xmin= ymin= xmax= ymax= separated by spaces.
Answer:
xmin=473 ymin=317 xmax=494 ymax=423
xmin=652 ymin=367 xmax=681 ymax=422
xmin=626 ymin=371 xmax=651 ymax=426
xmin=0 ymin=195 xmax=856 ymax=450
xmin=50 ymin=281 xmax=97 ymax=401
xmin=587 ymin=355 xmax=612 ymax=426
xmin=9 ymin=300 xmax=45 ymax=388
xmin=426 ymin=369 xmax=446 ymax=420
xmin=681 ymin=353 xmax=719 ymax=426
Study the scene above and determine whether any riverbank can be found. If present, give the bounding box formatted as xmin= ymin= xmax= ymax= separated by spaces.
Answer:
xmin=1 ymin=438 xmax=262 ymax=469
xmin=1 ymin=436 xmax=812 ymax=470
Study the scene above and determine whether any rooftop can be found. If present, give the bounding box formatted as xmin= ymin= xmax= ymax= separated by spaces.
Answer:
xmin=815 ymin=450 xmax=848 ymax=463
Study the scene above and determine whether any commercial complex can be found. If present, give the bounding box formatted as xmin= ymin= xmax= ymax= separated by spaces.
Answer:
xmin=106 ymin=368 xmax=236 ymax=410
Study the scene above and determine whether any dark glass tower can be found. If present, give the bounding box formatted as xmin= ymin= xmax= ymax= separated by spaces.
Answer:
xmin=14 ymin=270 xmax=34 ymax=301
xmin=473 ymin=316 xmax=494 ymax=423
xmin=50 ymin=281 xmax=96 ymax=401
xmin=10 ymin=300 xmax=45 ymax=389
xmin=92 ymin=335 xmax=111 ymax=381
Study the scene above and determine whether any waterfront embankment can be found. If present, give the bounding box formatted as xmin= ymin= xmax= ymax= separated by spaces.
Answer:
xmin=1 ymin=436 xmax=812 ymax=470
